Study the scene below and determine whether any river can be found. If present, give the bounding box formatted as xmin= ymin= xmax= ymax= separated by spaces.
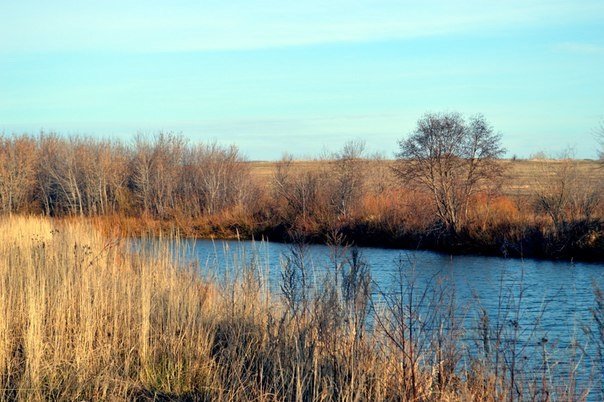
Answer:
xmin=156 ymin=238 xmax=604 ymax=398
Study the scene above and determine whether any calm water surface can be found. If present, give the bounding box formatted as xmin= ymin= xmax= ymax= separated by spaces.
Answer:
xmin=182 ymin=239 xmax=604 ymax=332
xmin=159 ymin=238 xmax=604 ymax=396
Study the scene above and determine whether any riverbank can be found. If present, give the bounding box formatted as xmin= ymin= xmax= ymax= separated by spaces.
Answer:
xmin=87 ymin=214 xmax=604 ymax=262
xmin=1 ymin=134 xmax=602 ymax=263
xmin=1 ymin=216 xmax=602 ymax=401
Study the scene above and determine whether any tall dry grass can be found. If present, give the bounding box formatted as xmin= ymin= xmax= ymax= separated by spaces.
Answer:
xmin=0 ymin=216 xmax=599 ymax=401
xmin=0 ymin=216 xmax=217 ymax=400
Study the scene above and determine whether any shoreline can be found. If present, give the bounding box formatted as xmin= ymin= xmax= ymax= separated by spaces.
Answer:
xmin=85 ymin=216 xmax=604 ymax=263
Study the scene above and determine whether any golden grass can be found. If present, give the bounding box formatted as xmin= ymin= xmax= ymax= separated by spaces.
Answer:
xmin=247 ymin=159 xmax=604 ymax=196
xmin=0 ymin=216 xmax=217 ymax=400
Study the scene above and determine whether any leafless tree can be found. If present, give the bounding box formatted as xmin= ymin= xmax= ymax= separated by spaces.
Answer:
xmin=36 ymin=135 xmax=88 ymax=216
xmin=533 ymin=151 xmax=601 ymax=232
xmin=395 ymin=112 xmax=505 ymax=234
xmin=0 ymin=135 xmax=37 ymax=214
xmin=78 ymin=139 xmax=129 ymax=215
xmin=130 ymin=134 xmax=153 ymax=215
xmin=597 ymin=119 xmax=604 ymax=162
xmin=34 ymin=136 xmax=129 ymax=216
xmin=273 ymin=154 xmax=324 ymax=224
xmin=130 ymin=133 xmax=186 ymax=217
xmin=181 ymin=142 xmax=252 ymax=216
xmin=330 ymin=140 xmax=366 ymax=218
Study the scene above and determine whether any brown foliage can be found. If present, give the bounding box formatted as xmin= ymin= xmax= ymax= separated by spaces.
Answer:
xmin=0 ymin=131 xmax=602 ymax=259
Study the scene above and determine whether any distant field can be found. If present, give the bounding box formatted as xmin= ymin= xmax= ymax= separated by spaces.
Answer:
xmin=248 ymin=159 xmax=604 ymax=196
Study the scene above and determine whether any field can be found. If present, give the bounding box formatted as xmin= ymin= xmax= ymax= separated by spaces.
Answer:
xmin=248 ymin=159 xmax=604 ymax=197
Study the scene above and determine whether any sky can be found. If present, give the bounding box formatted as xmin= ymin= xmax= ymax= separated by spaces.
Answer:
xmin=1 ymin=0 xmax=603 ymax=160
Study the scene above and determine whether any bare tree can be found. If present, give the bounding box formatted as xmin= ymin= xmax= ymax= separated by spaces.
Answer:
xmin=597 ymin=119 xmax=604 ymax=162
xmin=395 ymin=112 xmax=505 ymax=234
xmin=130 ymin=135 xmax=153 ymax=215
xmin=181 ymin=142 xmax=252 ymax=216
xmin=37 ymin=135 xmax=88 ymax=216
xmin=130 ymin=133 xmax=186 ymax=217
xmin=272 ymin=155 xmax=324 ymax=225
xmin=34 ymin=135 xmax=129 ymax=217
xmin=330 ymin=140 xmax=366 ymax=218
xmin=78 ymin=139 xmax=129 ymax=215
xmin=533 ymin=151 xmax=601 ymax=232
xmin=0 ymin=135 xmax=37 ymax=214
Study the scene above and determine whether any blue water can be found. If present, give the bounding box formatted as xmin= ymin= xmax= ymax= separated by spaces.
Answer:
xmin=156 ymin=238 xmax=604 ymax=397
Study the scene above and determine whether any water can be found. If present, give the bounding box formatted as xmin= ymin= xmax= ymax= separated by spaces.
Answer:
xmin=160 ymin=238 xmax=604 ymax=397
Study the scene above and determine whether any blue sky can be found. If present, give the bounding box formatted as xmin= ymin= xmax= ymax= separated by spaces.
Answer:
xmin=1 ymin=1 xmax=603 ymax=160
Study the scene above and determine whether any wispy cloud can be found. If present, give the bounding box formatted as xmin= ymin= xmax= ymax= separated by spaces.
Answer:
xmin=554 ymin=41 xmax=604 ymax=54
xmin=1 ymin=0 xmax=603 ymax=53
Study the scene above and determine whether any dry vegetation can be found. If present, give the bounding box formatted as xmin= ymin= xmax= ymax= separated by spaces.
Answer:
xmin=248 ymin=159 xmax=603 ymax=198
xmin=0 ymin=130 xmax=602 ymax=260
xmin=1 ymin=216 xmax=602 ymax=401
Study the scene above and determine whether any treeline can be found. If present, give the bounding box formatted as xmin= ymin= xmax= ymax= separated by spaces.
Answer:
xmin=0 ymin=122 xmax=603 ymax=260
xmin=0 ymin=133 xmax=383 ymax=224
xmin=0 ymin=133 xmax=255 ymax=218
